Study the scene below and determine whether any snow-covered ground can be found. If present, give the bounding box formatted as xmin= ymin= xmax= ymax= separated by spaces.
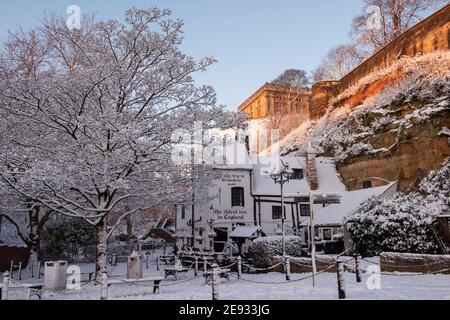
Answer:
xmin=3 ymin=256 xmax=450 ymax=300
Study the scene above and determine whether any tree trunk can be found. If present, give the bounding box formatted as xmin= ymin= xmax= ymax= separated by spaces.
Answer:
xmin=27 ymin=248 xmax=39 ymax=273
xmin=95 ymin=221 xmax=108 ymax=283
xmin=27 ymin=205 xmax=41 ymax=270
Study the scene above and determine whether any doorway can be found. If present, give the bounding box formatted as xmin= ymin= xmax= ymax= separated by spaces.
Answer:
xmin=213 ymin=227 xmax=228 ymax=253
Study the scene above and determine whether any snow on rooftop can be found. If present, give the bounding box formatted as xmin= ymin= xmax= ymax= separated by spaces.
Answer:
xmin=315 ymin=157 xmax=347 ymax=193
xmin=313 ymin=181 xmax=397 ymax=226
xmin=250 ymin=155 xmax=310 ymax=196
xmin=229 ymin=226 xmax=260 ymax=238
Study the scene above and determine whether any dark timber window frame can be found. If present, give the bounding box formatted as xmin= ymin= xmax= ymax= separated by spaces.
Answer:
xmin=181 ymin=205 xmax=186 ymax=220
xmin=231 ymin=187 xmax=245 ymax=207
xmin=291 ymin=169 xmax=304 ymax=180
xmin=272 ymin=206 xmax=284 ymax=220
xmin=299 ymin=204 xmax=310 ymax=217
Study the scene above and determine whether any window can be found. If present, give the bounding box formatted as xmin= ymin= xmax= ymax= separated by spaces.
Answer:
xmin=362 ymin=180 xmax=373 ymax=189
xmin=181 ymin=205 xmax=186 ymax=220
xmin=323 ymin=229 xmax=332 ymax=241
xmin=292 ymin=169 xmax=304 ymax=180
xmin=272 ymin=206 xmax=283 ymax=220
xmin=231 ymin=187 xmax=245 ymax=207
xmin=299 ymin=204 xmax=310 ymax=217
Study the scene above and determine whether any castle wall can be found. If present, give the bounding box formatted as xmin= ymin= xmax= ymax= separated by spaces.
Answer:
xmin=310 ymin=4 xmax=450 ymax=119
xmin=310 ymin=81 xmax=340 ymax=119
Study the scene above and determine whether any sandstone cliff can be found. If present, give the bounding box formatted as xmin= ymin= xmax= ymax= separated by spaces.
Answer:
xmin=276 ymin=52 xmax=450 ymax=192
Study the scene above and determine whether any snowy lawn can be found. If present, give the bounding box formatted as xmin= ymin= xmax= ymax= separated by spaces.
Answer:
xmin=3 ymin=257 xmax=450 ymax=300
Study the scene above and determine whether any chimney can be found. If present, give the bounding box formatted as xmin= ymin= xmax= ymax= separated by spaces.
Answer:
xmin=306 ymin=142 xmax=318 ymax=190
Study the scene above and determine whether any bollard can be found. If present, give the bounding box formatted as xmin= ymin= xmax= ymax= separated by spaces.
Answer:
xmin=18 ymin=262 xmax=22 ymax=280
xmin=194 ymin=257 xmax=199 ymax=277
xmin=203 ymin=257 xmax=207 ymax=273
xmin=211 ymin=263 xmax=220 ymax=301
xmin=38 ymin=262 xmax=42 ymax=279
xmin=100 ymin=268 xmax=109 ymax=300
xmin=111 ymin=254 xmax=118 ymax=267
xmin=354 ymin=255 xmax=362 ymax=283
xmin=336 ymin=258 xmax=346 ymax=299
xmin=237 ymin=256 xmax=242 ymax=279
xmin=285 ymin=258 xmax=291 ymax=281
xmin=2 ymin=271 xmax=10 ymax=300
xmin=145 ymin=252 xmax=150 ymax=269
xmin=156 ymin=256 xmax=160 ymax=271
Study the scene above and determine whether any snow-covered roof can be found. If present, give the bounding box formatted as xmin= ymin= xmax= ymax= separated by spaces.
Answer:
xmin=312 ymin=181 xmax=397 ymax=226
xmin=251 ymin=156 xmax=346 ymax=196
xmin=229 ymin=226 xmax=260 ymax=238
xmin=315 ymin=158 xmax=347 ymax=193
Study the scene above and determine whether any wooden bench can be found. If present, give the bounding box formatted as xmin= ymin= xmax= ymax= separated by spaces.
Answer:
xmin=81 ymin=272 xmax=95 ymax=283
xmin=164 ymin=267 xmax=190 ymax=281
xmin=0 ymin=283 xmax=44 ymax=300
xmin=107 ymin=276 xmax=164 ymax=295
xmin=159 ymin=255 xmax=176 ymax=265
xmin=203 ymin=268 xmax=231 ymax=284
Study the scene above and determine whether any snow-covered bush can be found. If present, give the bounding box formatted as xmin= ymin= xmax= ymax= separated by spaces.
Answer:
xmin=344 ymin=193 xmax=439 ymax=257
xmin=41 ymin=215 xmax=96 ymax=263
xmin=420 ymin=158 xmax=450 ymax=216
xmin=249 ymin=236 xmax=303 ymax=268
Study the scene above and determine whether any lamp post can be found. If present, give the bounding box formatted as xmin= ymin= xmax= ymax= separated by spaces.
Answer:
xmin=207 ymin=217 xmax=217 ymax=253
xmin=309 ymin=192 xmax=341 ymax=287
xmin=270 ymin=162 xmax=293 ymax=259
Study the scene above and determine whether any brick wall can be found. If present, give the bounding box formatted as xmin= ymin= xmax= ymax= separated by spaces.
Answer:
xmin=380 ymin=252 xmax=450 ymax=274
xmin=310 ymin=81 xmax=340 ymax=119
xmin=0 ymin=243 xmax=30 ymax=272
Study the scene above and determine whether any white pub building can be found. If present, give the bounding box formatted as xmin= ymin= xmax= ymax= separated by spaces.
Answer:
xmin=174 ymin=137 xmax=397 ymax=255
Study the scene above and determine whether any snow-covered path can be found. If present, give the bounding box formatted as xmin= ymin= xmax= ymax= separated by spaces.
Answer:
xmin=5 ymin=261 xmax=449 ymax=300
xmin=44 ymin=270 xmax=450 ymax=300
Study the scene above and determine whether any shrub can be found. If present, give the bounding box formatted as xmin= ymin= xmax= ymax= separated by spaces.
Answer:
xmin=344 ymin=193 xmax=438 ymax=257
xmin=41 ymin=214 xmax=96 ymax=263
xmin=248 ymin=236 xmax=303 ymax=268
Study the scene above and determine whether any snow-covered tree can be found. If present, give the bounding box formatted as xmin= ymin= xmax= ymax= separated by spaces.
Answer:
xmin=351 ymin=0 xmax=446 ymax=52
xmin=0 ymin=7 xmax=238 ymax=280
xmin=344 ymin=193 xmax=439 ymax=257
xmin=272 ymin=69 xmax=309 ymax=88
xmin=313 ymin=45 xmax=366 ymax=82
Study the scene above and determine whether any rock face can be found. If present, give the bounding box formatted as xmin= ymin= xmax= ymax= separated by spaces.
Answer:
xmin=337 ymin=113 xmax=450 ymax=192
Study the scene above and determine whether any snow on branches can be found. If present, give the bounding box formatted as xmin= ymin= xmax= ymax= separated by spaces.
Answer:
xmin=344 ymin=192 xmax=439 ymax=257
xmin=0 ymin=7 xmax=238 ymax=278
xmin=275 ymin=52 xmax=450 ymax=159
xmin=345 ymin=158 xmax=450 ymax=256
xmin=420 ymin=158 xmax=450 ymax=216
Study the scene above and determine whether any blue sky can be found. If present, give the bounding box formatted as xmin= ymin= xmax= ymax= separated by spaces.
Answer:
xmin=0 ymin=0 xmax=364 ymax=110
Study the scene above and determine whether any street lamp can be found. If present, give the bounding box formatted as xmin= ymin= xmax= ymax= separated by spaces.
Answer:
xmin=270 ymin=162 xmax=294 ymax=259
